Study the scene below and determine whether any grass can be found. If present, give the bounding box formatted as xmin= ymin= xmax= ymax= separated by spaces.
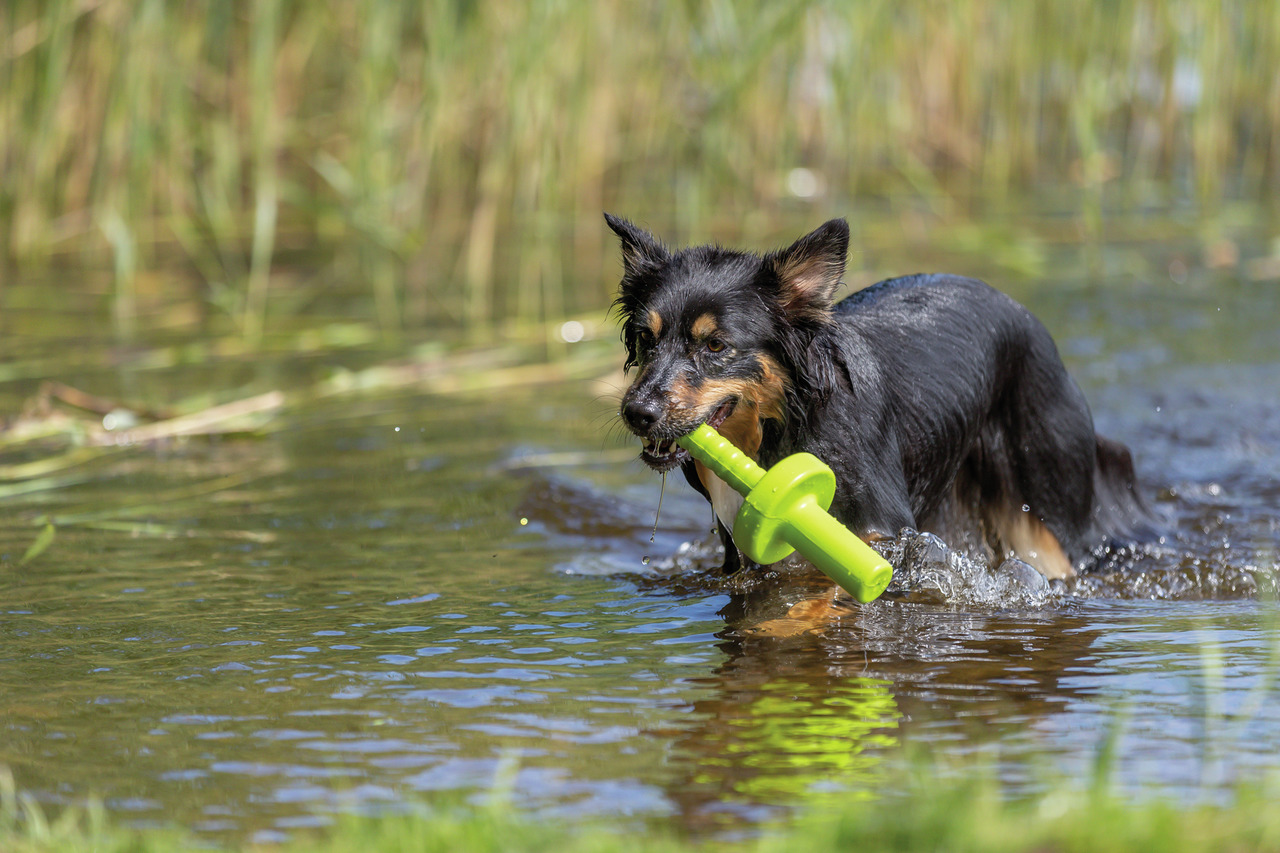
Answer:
xmin=4 ymin=2 xmax=1280 ymax=340
xmin=4 ymin=761 xmax=1280 ymax=853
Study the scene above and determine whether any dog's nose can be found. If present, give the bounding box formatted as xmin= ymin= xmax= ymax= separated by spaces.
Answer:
xmin=622 ymin=397 xmax=663 ymax=433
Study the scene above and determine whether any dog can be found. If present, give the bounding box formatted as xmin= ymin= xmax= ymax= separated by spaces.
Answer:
xmin=608 ymin=213 xmax=1153 ymax=580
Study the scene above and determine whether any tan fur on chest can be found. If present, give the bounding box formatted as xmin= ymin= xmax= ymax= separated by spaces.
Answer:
xmin=694 ymin=401 xmax=765 ymax=535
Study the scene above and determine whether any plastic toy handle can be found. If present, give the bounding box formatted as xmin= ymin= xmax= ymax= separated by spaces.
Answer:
xmin=678 ymin=424 xmax=765 ymax=495
xmin=677 ymin=424 xmax=893 ymax=603
xmin=775 ymin=497 xmax=894 ymax=603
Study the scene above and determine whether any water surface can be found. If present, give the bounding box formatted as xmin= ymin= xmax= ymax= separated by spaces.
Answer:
xmin=2 ymin=220 xmax=1280 ymax=844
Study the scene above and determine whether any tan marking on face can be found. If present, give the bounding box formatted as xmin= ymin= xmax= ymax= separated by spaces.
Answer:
xmin=667 ymin=374 xmax=694 ymax=408
xmin=716 ymin=401 xmax=763 ymax=458
xmin=677 ymin=377 xmax=761 ymax=438
xmin=992 ymin=509 xmax=1075 ymax=580
xmin=754 ymin=354 xmax=789 ymax=421
xmin=690 ymin=312 xmax=719 ymax=341
xmin=646 ymin=309 xmax=662 ymax=337
xmin=672 ymin=357 xmax=788 ymax=430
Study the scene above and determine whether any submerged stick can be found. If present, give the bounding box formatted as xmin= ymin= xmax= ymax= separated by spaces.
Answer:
xmin=677 ymin=425 xmax=893 ymax=603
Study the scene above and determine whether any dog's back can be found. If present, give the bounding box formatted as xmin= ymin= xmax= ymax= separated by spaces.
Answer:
xmin=777 ymin=274 xmax=1152 ymax=577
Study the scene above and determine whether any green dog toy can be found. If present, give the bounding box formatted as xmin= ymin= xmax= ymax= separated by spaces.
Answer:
xmin=677 ymin=424 xmax=894 ymax=603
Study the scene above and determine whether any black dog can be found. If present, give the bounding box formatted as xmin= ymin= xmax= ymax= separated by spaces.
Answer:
xmin=608 ymin=213 xmax=1152 ymax=580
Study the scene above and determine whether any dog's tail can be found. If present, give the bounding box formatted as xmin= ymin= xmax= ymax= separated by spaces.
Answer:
xmin=1090 ymin=434 xmax=1161 ymax=547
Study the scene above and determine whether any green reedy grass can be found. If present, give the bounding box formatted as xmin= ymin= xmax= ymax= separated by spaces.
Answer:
xmin=5 ymin=762 xmax=1280 ymax=853
xmin=4 ymin=2 xmax=1280 ymax=339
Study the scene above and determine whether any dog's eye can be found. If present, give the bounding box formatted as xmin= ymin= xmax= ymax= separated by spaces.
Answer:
xmin=706 ymin=338 xmax=727 ymax=353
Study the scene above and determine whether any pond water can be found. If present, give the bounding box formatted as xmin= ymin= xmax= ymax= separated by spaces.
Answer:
xmin=2 ymin=215 xmax=1280 ymax=844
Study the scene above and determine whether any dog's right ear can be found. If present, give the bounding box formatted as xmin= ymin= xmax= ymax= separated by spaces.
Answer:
xmin=767 ymin=218 xmax=849 ymax=322
xmin=604 ymin=213 xmax=669 ymax=277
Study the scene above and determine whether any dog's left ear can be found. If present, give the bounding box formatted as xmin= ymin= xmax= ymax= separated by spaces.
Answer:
xmin=604 ymin=213 xmax=669 ymax=277
xmin=767 ymin=218 xmax=849 ymax=320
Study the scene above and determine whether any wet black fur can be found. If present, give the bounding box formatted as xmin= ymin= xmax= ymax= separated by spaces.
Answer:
xmin=608 ymin=213 xmax=1154 ymax=576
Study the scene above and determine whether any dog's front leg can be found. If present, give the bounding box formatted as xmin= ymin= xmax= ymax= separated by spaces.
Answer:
xmin=716 ymin=523 xmax=743 ymax=574
xmin=717 ymin=526 xmax=762 ymax=576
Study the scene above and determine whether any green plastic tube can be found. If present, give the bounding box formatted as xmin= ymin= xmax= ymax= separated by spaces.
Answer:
xmin=677 ymin=424 xmax=894 ymax=603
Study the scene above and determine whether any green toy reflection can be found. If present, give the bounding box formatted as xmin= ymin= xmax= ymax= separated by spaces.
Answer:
xmin=670 ymin=672 xmax=901 ymax=821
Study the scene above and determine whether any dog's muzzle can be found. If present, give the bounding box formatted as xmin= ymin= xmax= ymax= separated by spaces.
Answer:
xmin=626 ymin=398 xmax=737 ymax=472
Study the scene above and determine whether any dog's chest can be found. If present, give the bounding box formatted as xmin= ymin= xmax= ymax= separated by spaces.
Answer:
xmin=695 ymin=462 xmax=745 ymax=535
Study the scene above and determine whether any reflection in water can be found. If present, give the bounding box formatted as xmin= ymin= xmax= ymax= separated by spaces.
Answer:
xmin=674 ymin=675 xmax=898 ymax=826
xmin=639 ymin=566 xmax=1116 ymax=830
xmin=663 ymin=617 xmax=901 ymax=828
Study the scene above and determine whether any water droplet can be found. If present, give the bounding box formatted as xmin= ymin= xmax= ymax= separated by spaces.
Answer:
xmin=641 ymin=555 xmax=650 ymax=565
xmin=649 ymin=471 xmax=667 ymax=544
xmin=519 ymin=518 xmax=528 ymax=526
xmin=1021 ymin=504 xmax=1030 ymax=513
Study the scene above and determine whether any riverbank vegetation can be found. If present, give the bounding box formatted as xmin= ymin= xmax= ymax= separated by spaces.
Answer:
xmin=5 ymin=1 xmax=1280 ymax=341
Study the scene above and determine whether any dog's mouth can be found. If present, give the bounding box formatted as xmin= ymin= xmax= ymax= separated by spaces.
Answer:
xmin=639 ymin=399 xmax=737 ymax=472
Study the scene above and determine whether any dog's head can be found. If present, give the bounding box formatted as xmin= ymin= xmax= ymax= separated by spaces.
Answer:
xmin=606 ymin=214 xmax=849 ymax=471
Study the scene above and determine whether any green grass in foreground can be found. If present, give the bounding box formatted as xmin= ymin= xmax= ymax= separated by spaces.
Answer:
xmin=5 ymin=767 xmax=1280 ymax=853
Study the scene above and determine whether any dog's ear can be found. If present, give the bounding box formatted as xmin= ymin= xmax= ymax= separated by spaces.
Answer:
xmin=604 ymin=213 xmax=669 ymax=277
xmin=767 ymin=218 xmax=849 ymax=321
xmin=606 ymin=214 xmax=669 ymax=368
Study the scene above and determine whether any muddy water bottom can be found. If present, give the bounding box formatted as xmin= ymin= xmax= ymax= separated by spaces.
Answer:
xmin=2 ymin=278 xmax=1280 ymax=842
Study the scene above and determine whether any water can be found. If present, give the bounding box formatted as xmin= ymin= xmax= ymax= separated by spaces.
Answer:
xmin=2 ymin=224 xmax=1280 ymax=843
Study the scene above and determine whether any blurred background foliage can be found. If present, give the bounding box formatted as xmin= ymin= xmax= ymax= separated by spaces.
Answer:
xmin=3 ymin=0 xmax=1279 ymax=343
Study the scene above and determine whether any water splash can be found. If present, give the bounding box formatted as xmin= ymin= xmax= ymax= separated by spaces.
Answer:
xmin=875 ymin=528 xmax=1278 ymax=606
xmin=876 ymin=529 xmax=1062 ymax=608
xmin=529 ymin=459 xmax=1278 ymax=604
